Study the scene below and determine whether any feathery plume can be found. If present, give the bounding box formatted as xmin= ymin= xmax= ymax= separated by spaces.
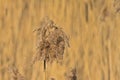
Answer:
xmin=32 ymin=17 xmax=69 ymax=70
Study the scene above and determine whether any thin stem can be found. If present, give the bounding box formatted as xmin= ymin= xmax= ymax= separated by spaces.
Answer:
xmin=44 ymin=60 xmax=46 ymax=71
xmin=44 ymin=60 xmax=47 ymax=80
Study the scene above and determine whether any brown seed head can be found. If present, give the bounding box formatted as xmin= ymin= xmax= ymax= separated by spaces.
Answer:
xmin=32 ymin=17 xmax=69 ymax=64
xmin=8 ymin=65 xmax=25 ymax=80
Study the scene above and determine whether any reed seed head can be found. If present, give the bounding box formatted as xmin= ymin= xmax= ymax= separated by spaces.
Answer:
xmin=8 ymin=65 xmax=25 ymax=80
xmin=65 ymin=68 xmax=77 ymax=80
xmin=32 ymin=17 xmax=69 ymax=64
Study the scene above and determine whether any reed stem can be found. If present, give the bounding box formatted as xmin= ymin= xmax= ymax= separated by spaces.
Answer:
xmin=44 ymin=60 xmax=47 ymax=80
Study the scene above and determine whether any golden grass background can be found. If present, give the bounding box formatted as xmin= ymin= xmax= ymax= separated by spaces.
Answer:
xmin=0 ymin=0 xmax=120 ymax=80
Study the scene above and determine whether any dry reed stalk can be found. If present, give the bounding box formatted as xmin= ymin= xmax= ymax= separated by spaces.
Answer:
xmin=8 ymin=65 xmax=25 ymax=80
xmin=32 ymin=16 xmax=69 ymax=80
xmin=32 ymin=17 xmax=69 ymax=70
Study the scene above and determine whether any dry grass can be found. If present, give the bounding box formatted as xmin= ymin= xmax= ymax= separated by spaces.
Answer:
xmin=1 ymin=0 xmax=120 ymax=80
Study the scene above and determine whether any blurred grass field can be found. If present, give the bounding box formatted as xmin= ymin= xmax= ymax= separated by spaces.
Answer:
xmin=0 ymin=0 xmax=120 ymax=80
